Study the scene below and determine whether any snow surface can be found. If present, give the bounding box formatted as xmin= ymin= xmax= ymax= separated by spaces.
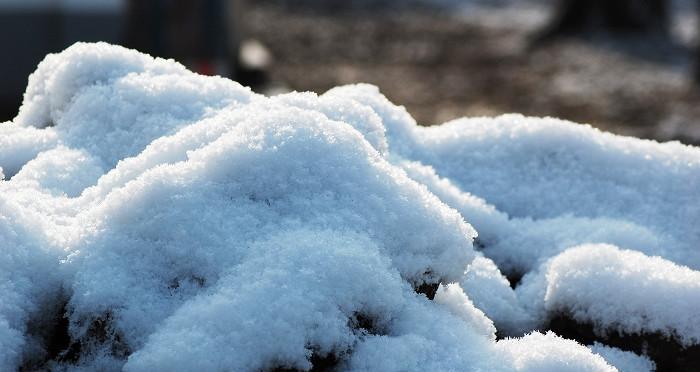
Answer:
xmin=2 ymin=42 xmax=700 ymax=370
xmin=496 ymin=331 xmax=615 ymax=372
xmin=520 ymin=244 xmax=700 ymax=346
xmin=457 ymin=255 xmax=535 ymax=336
xmin=589 ymin=342 xmax=655 ymax=372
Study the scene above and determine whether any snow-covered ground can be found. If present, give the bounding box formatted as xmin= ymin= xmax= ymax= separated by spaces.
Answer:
xmin=2 ymin=42 xmax=699 ymax=371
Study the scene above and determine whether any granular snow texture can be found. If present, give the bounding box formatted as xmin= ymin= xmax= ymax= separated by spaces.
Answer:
xmin=1 ymin=42 xmax=699 ymax=371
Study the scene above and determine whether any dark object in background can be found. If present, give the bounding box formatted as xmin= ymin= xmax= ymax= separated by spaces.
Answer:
xmin=0 ymin=2 xmax=125 ymax=122
xmin=0 ymin=0 xmax=256 ymax=123
xmin=124 ymin=0 xmax=267 ymax=88
xmin=694 ymin=2 xmax=700 ymax=84
xmin=536 ymin=0 xmax=700 ymax=89
xmin=124 ymin=0 xmax=241 ymax=79
xmin=537 ymin=0 xmax=669 ymax=41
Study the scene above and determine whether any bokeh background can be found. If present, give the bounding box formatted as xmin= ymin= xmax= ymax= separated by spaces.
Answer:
xmin=3 ymin=0 xmax=700 ymax=145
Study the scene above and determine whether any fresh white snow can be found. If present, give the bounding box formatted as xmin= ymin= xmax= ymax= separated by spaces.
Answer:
xmin=2 ymin=41 xmax=700 ymax=370
xmin=520 ymin=244 xmax=700 ymax=347
xmin=589 ymin=342 xmax=656 ymax=372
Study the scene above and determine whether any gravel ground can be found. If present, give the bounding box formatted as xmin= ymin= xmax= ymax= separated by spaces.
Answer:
xmin=246 ymin=1 xmax=700 ymax=145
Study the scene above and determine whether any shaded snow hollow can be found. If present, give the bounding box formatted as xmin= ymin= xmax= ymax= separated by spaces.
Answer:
xmin=1 ymin=42 xmax=698 ymax=371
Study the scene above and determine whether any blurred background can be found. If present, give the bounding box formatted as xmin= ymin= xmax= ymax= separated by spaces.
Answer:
xmin=2 ymin=0 xmax=700 ymax=145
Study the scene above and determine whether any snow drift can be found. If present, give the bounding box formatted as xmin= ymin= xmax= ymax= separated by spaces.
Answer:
xmin=1 ymin=42 xmax=698 ymax=371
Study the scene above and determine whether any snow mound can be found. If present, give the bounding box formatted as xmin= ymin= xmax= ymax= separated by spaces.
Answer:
xmin=398 ymin=159 xmax=666 ymax=277
xmin=406 ymin=115 xmax=700 ymax=269
xmin=458 ymin=255 xmax=535 ymax=336
xmin=2 ymin=42 xmax=699 ymax=370
xmin=589 ymin=342 xmax=655 ymax=372
xmin=125 ymin=229 xmax=410 ymax=371
xmin=523 ymin=244 xmax=700 ymax=347
xmin=496 ymin=331 xmax=615 ymax=372
xmin=15 ymin=42 xmax=254 ymax=169
xmin=0 ymin=124 xmax=57 ymax=179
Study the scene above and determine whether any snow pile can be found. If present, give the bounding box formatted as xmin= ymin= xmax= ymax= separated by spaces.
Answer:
xmin=0 ymin=124 xmax=57 ymax=178
xmin=521 ymin=244 xmax=700 ymax=346
xmin=2 ymin=42 xmax=700 ymax=370
xmin=398 ymin=158 xmax=666 ymax=277
xmin=406 ymin=115 xmax=700 ymax=269
xmin=589 ymin=342 xmax=655 ymax=372
xmin=457 ymin=255 xmax=534 ymax=336
xmin=125 ymin=229 xmax=411 ymax=371
xmin=62 ymin=102 xmax=476 ymax=369
xmin=496 ymin=331 xmax=615 ymax=372
xmin=14 ymin=42 xmax=253 ymax=170
xmin=0 ymin=205 xmax=61 ymax=369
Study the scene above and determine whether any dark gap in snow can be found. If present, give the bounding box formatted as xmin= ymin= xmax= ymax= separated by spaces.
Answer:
xmin=268 ymin=349 xmax=341 ymax=372
xmin=505 ymin=272 xmax=523 ymax=289
xmin=472 ymin=237 xmax=522 ymax=289
xmin=415 ymin=281 xmax=439 ymax=300
xmin=349 ymin=312 xmax=383 ymax=336
xmin=43 ymin=300 xmax=72 ymax=362
xmin=472 ymin=237 xmax=486 ymax=251
xmin=19 ymin=299 xmax=72 ymax=371
xmin=413 ymin=270 xmax=441 ymax=300
xmin=494 ymin=329 xmax=509 ymax=341
xmin=4 ymin=165 xmax=23 ymax=181
xmin=547 ymin=314 xmax=700 ymax=372
xmin=307 ymin=351 xmax=340 ymax=372
xmin=58 ymin=312 xmax=131 ymax=366
xmin=167 ymin=274 xmax=207 ymax=293
xmin=269 ymin=312 xmax=385 ymax=372
xmin=248 ymin=193 xmax=272 ymax=207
